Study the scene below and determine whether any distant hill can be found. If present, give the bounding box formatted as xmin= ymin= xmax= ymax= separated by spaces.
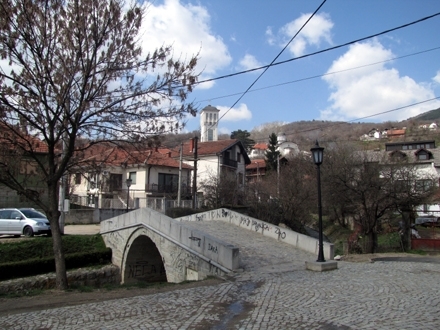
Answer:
xmin=409 ymin=108 xmax=440 ymax=121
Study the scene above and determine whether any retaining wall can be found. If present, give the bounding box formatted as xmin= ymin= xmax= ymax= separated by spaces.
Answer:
xmin=0 ymin=265 xmax=120 ymax=295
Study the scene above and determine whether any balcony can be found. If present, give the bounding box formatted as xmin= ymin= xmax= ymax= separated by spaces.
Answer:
xmin=221 ymin=158 xmax=238 ymax=168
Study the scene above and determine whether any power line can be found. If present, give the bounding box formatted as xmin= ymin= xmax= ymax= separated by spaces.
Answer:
xmin=196 ymin=11 xmax=440 ymax=87
xmin=203 ymin=0 xmax=328 ymax=137
xmin=202 ymin=46 xmax=440 ymax=103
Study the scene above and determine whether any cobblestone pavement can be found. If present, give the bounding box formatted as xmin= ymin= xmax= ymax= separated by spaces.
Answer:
xmin=1 ymin=221 xmax=440 ymax=329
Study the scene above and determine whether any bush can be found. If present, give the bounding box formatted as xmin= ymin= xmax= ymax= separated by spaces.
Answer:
xmin=166 ymin=207 xmax=200 ymax=218
xmin=0 ymin=235 xmax=111 ymax=281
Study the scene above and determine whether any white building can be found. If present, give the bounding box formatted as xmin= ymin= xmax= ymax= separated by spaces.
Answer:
xmin=200 ymin=105 xmax=220 ymax=142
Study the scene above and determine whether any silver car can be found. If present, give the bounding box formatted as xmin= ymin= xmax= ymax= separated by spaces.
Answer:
xmin=0 ymin=208 xmax=51 ymax=237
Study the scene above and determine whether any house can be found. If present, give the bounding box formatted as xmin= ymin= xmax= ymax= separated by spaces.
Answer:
xmin=246 ymin=158 xmax=266 ymax=183
xmin=384 ymin=128 xmax=406 ymax=139
xmin=175 ymin=105 xmax=251 ymax=201
xmin=368 ymin=140 xmax=440 ymax=217
xmin=249 ymin=143 xmax=268 ymax=159
xmin=69 ymin=144 xmax=193 ymax=209
xmin=178 ymin=138 xmax=251 ymax=198
xmin=0 ymin=124 xmax=50 ymax=208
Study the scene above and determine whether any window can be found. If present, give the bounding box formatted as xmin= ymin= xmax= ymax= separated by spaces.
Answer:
xmin=109 ymin=173 xmax=122 ymax=191
xmin=129 ymin=171 xmax=137 ymax=185
xmin=418 ymin=153 xmax=428 ymax=160
xmin=158 ymin=173 xmax=179 ymax=193
xmin=415 ymin=180 xmax=432 ymax=192
xmin=395 ymin=180 xmax=409 ymax=192
xmin=75 ymin=173 xmax=81 ymax=184
xmin=208 ymin=129 xmax=213 ymax=141
xmin=237 ymin=152 xmax=241 ymax=163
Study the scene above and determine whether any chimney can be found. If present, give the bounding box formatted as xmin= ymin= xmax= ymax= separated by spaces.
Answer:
xmin=190 ymin=138 xmax=194 ymax=153
xmin=168 ymin=151 xmax=171 ymax=157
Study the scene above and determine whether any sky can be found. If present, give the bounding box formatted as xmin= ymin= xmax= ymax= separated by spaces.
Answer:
xmin=139 ymin=0 xmax=440 ymax=137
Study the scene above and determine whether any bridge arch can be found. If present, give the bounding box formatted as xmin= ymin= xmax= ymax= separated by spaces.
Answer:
xmin=121 ymin=227 xmax=168 ymax=284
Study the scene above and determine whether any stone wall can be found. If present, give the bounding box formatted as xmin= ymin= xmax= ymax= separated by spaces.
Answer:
xmin=0 ymin=265 xmax=120 ymax=295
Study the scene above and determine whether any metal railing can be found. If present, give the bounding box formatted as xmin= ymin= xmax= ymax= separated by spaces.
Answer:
xmin=221 ymin=158 xmax=238 ymax=168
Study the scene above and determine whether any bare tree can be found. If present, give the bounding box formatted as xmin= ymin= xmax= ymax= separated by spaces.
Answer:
xmin=246 ymin=153 xmax=314 ymax=232
xmin=323 ymin=145 xmax=438 ymax=253
xmin=200 ymin=169 xmax=244 ymax=209
xmin=0 ymin=0 xmax=199 ymax=289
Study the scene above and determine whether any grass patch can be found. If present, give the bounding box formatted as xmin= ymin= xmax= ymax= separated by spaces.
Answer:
xmin=0 ymin=289 xmax=44 ymax=299
xmin=407 ymin=249 xmax=428 ymax=255
xmin=0 ymin=234 xmax=106 ymax=264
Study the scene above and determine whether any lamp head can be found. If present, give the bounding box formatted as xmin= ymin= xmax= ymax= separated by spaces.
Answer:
xmin=310 ymin=140 xmax=324 ymax=166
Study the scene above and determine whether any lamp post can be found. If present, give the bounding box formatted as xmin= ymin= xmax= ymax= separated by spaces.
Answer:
xmin=310 ymin=140 xmax=325 ymax=262
xmin=126 ymin=178 xmax=132 ymax=213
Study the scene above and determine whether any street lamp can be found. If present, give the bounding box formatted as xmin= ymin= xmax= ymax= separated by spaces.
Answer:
xmin=126 ymin=178 xmax=132 ymax=212
xmin=310 ymin=140 xmax=325 ymax=262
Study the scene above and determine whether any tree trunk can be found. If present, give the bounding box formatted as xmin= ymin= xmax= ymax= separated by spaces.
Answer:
xmin=48 ymin=187 xmax=68 ymax=290
xmin=364 ymin=230 xmax=378 ymax=254
xmin=400 ymin=211 xmax=412 ymax=252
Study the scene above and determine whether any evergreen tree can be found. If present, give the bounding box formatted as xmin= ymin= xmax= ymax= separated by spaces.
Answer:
xmin=230 ymin=130 xmax=255 ymax=153
xmin=265 ymin=133 xmax=280 ymax=171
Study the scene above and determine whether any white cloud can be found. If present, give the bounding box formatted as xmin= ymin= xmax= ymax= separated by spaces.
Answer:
xmin=216 ymin=103 xmax=252 ymax=122
xmin=434 ymin=71 xmax=440 ymax=84
xmin=218 ymin=127 xmax=231 ymax=135
xmin=238 ymin=54 xmax=263 ymax=71
xmin=276 ymin=13 xmax=333 ymax=57
xmin=265 ymin=27 xmax=275 ymax=46
xmin=142 ymin=0 xmax=232 ymax=85
xmin=321 ymin=40 xmax=440 ymax=121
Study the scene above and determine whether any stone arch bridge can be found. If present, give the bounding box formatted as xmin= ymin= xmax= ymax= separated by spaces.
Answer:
xmin=100 ymin=208 xmax=334 ymax=284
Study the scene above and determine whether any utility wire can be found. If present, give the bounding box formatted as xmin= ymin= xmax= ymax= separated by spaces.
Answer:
xmin=196 ymin=11 xmax=440 ymax=87
xmin=204 ymin=0 xmax=328 ymax=137
xmin=202 ymin=46 xmax=440 ymax=103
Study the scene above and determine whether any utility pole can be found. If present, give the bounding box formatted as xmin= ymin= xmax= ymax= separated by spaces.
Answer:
xmin=192 ymin=137 xmax=198 ymax=209
xmin=277 ymin=154 xmax=280 ymax=197
xmin=177 ymin=142 xmax=183 ymax=207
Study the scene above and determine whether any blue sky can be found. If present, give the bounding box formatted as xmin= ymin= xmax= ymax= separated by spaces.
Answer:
xmin=140 ymin=0 xmax=440 ymax=135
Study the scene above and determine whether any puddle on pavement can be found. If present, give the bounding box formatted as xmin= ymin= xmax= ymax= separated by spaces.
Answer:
xmin=212 ymin=282 xmax=256 ymax=330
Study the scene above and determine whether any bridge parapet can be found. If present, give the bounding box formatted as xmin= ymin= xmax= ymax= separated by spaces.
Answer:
xmin=100 ymin=208 xmax=239 ymax=284
xmin=176 ymin=208 xmax=334 ymax=261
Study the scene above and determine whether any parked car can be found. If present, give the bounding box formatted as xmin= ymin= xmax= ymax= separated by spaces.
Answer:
xmin=0 ymin=208 xmax=51 ymax=237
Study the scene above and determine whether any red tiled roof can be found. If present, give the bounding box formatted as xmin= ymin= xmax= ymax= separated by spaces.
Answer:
xmin=77 ymin=144 xmax=192 ymax=169
xmin=0 ymin=123 xmax=49 ymax=154
xmin=387 ymin=129 xmax=406 ymax=136
xmin=246 ymin=158 xmax=266 ymax=169
xmin=253 ymin=143 xmax=268 ymax=150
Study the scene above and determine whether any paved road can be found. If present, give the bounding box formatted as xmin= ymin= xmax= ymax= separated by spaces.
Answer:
xmin=1 ymin=221 xmax=440 ymax=329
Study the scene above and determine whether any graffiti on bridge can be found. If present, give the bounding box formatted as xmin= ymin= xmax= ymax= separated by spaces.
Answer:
xmin=275 ymin=227 xmax=286 ymax=239
xmin=128 ymin=260 xmax=166 ymax=279
xmin=208 ymin=243 xmax=218 ymax=254
xmin=189 ymin=236 xmax=201 ymax=247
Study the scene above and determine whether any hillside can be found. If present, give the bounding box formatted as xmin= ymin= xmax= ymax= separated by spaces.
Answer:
xmin=161 ymin=108 xmax=440 ymax=151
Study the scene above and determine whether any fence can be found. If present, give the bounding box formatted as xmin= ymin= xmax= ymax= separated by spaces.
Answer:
xmin=70 ymin=196 xmax=196 ymax=214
